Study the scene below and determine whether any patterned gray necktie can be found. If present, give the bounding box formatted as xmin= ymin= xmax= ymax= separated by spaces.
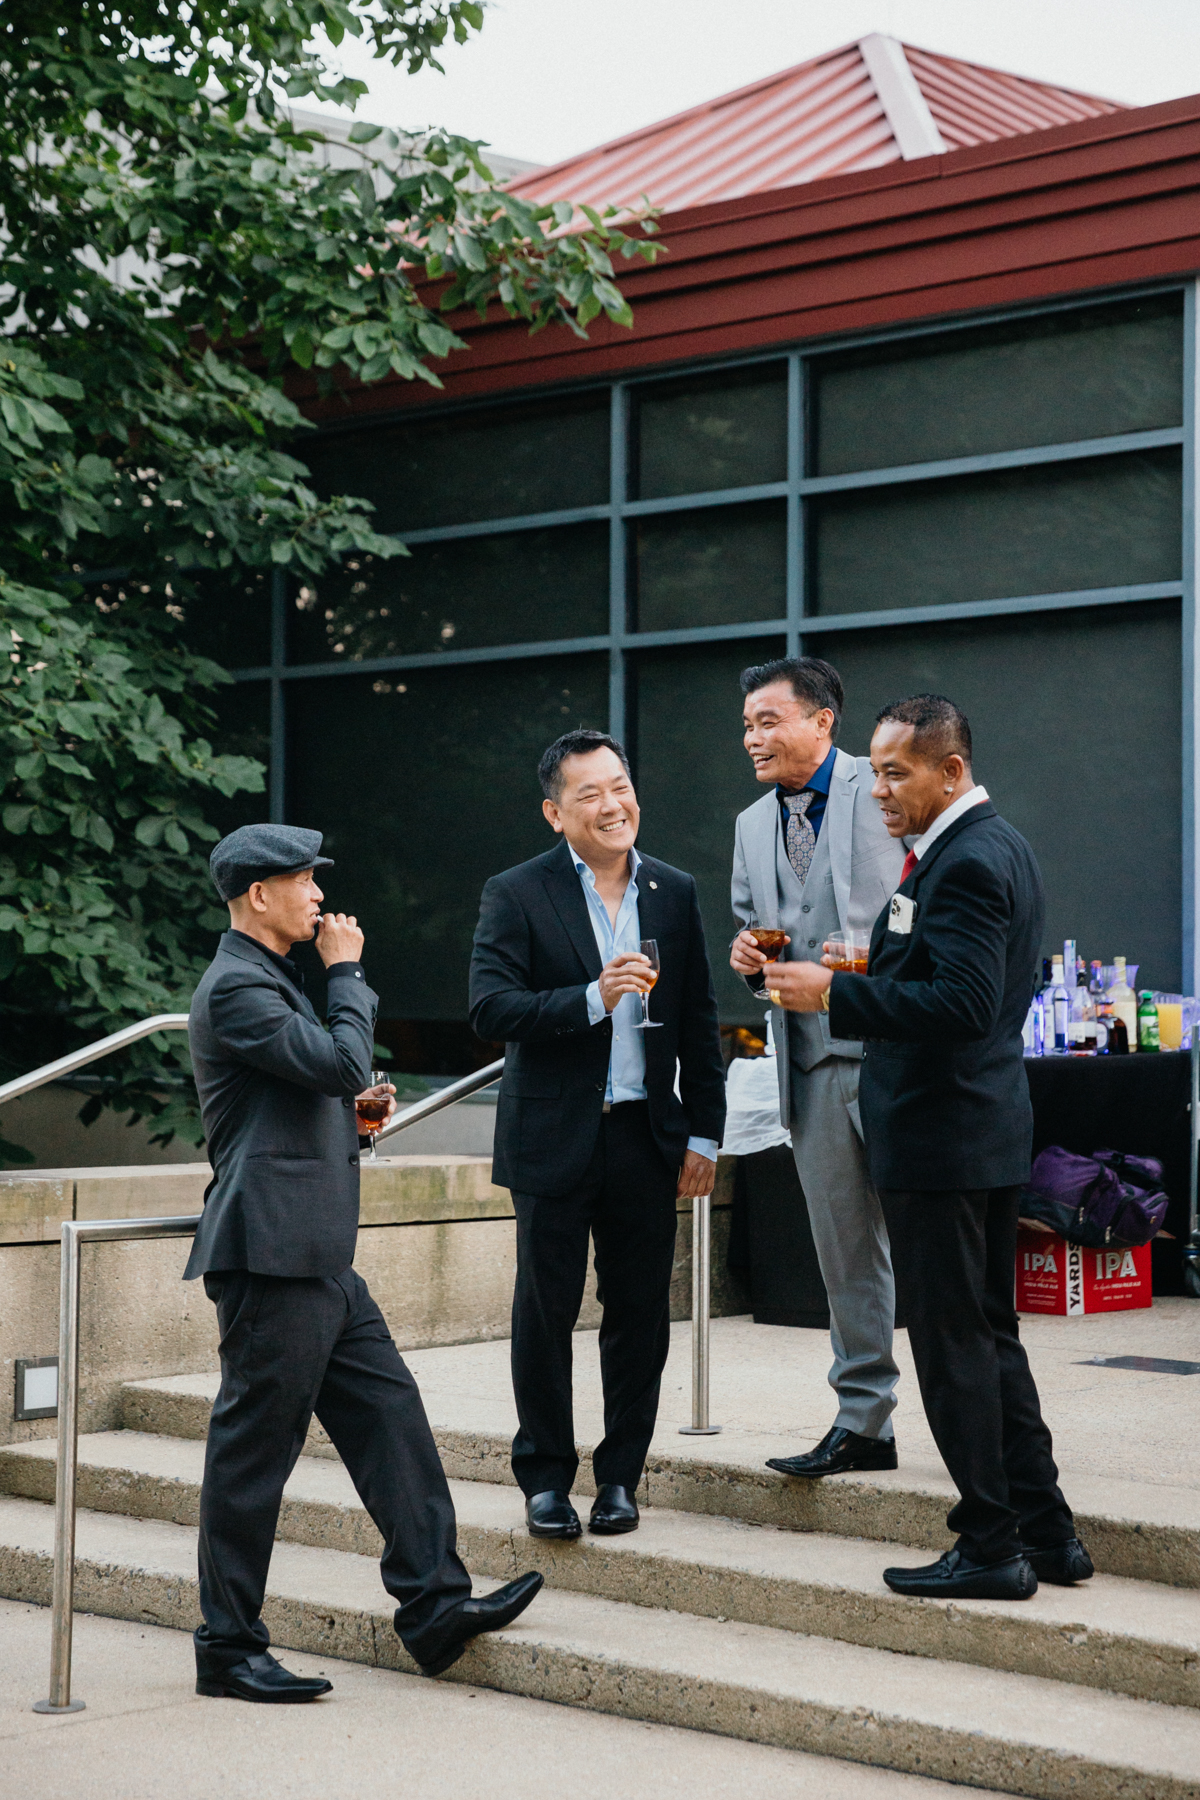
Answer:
xmin=784 ymin=790 xmax=816 ymax=885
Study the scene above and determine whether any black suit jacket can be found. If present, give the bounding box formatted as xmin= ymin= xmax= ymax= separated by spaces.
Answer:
xmin=183 ymin=932 xmax=377 ymax=1280
xmin=827 ymin=803 xmax=1043 ymax=1192
xmin=469 ymin=838 xmax=726 ymax=1196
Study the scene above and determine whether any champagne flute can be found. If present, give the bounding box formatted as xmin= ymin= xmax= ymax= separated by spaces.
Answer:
xmin=355 ymin=1069 xmax=392 ymax=1161
xmin=632 ymin=939 xmax=663 ymax=1029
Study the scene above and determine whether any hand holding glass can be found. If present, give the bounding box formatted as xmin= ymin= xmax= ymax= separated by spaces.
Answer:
xmin=746 ymin=917 xmax=787 ymax=999
xmin=825 ymin=930 xmax=871 ymax=974
xmin=632 ymin=939 xmax=663 ymax=1029
xmin=355 ymin=1070 xmax=393 ymax=1160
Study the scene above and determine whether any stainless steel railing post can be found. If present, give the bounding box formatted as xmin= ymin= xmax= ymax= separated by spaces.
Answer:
xmin=33 ymin=1223 xmax=85 ymax=1713
xmin=679 ymin=1191 xmax=720 ymax=1436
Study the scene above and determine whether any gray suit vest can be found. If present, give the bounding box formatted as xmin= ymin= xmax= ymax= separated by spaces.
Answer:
xmin=774 ymin=806 xmax=861 ymax=1073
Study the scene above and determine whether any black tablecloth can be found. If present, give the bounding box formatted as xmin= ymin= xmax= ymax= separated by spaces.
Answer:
xmin=1025 ymin=1051 xmax=1192 ymax=1295
xmin=728 ymin=1051 xmax=1194 ymax=1314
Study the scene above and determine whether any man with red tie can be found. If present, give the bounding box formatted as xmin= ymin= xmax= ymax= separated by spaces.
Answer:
xmin=768 ymin=693 xmax=1092 ymax=1603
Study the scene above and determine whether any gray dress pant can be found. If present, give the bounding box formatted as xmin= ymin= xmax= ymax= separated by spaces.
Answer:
xmin=788 ymin=1056 xmax=899 ymax=1440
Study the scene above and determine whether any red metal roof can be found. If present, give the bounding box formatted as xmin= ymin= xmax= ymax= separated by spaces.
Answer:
xmin=300 ymin=91 xmax=1200 ymax=425
xmin=505 ymin=36 xmax=1124 ymax=215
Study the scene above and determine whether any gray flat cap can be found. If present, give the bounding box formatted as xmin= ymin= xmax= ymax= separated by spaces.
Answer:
xmin=209 ymin=824 xmax=334 ymax=903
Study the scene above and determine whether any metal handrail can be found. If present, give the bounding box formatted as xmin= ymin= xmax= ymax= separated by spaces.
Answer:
xmin=30 ymin=1051 xmax=507 ymax=1714
xmin=0 ymin=1015 xmax=191 ymax=1108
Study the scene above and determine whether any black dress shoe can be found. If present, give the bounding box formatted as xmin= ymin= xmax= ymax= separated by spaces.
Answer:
xmin=416 ymin=1571 xmax=545 ymax=1678
xmin=195 ymin=1650 xmax=332 ymax=1703
xmin=766 ymin=1426 xmax=898 ymax=1478
xmin=588 ymin=1484 xmax=639 ymax=1535
xmin=525 ymin=1490 xmax=582 ymax=1538
xmin=1023 ymin=1536 xmax=1094 ymax=1585
xmin=883 ymin=1548 xmax=1038 ymax=1601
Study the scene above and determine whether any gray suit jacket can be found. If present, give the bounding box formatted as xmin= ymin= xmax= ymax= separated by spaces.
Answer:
xmin=183 ymin=932 xmax=377 ymax=1281
xmin=731 ymin=749 xmax=904 ymax=1126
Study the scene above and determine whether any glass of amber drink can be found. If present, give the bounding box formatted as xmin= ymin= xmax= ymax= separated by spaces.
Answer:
xmin=826 ymin=930 xmax=871 ymax=974
xmin=632 ymin=939 xmax=663 ymax=1029
xmin=746 ymin=918 xmax=786 ymax=999
xmin=355 ymin=1070 xmax=392 ymax=1160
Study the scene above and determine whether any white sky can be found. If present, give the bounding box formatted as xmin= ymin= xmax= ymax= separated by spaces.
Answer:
xmin=306 ymin=0 xmax=1200 ymax=169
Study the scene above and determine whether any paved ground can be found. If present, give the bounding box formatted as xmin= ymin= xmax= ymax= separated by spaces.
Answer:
xmin=405 ymin=1301 xmax=1200 ymax=1496
xmin=0 ymin=1599 xmax=1011 ymax=1799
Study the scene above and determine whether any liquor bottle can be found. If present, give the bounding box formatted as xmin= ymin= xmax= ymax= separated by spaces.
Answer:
xmin=1088 ymin=960 xmax=1105 ymax=1002
xmin=1072 ymin=969 xmax=1098 ymax=1052
xmin=1096 ymin=999 xmax=1128 ymax=1054
xmin=1137 ymin=990 xmax=1161 ymax=1052
xmin=1049 ymin=955 xmax=1070 ymax=1053
xmin=1108 ymin=957 xmax=1139 ymax=1053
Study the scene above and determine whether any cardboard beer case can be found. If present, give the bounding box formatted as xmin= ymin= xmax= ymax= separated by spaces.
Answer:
xmin=1015 ymin=1228 xmax=1151 ymax=1315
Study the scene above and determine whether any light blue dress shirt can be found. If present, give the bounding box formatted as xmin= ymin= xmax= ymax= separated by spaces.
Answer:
xmin=572 ymin=844 xmax=718 ymax=1163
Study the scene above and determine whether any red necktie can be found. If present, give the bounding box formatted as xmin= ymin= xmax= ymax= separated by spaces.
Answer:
xmin=900 ymin=849 xmax=918 ymax=884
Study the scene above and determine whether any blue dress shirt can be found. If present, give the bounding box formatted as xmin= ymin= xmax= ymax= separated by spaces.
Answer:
xmin=776 ymin=742 xmax=836 ymax=840
xmin=573 ymin=844 xmax=718 ymax=1163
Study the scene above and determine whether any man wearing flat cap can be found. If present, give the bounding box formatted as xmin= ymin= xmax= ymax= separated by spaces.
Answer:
xmin=186 ymin=824 xmax=541 ymax=1702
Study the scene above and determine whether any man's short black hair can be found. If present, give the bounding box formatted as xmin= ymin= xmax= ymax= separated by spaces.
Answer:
xmin=875 ymin=693 xmax=973 ymax=767
xmin=538 ymin=729 xmax=632 ymax=802
xmin=739 ymin=656 xmax=843 ymax=739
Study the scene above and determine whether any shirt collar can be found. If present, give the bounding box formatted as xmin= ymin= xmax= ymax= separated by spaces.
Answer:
xmin=776 ymin=742 xmax=836 ymax=801
xmin=913 ymin=785 xmax=989 ymax=859
xmin=230 ymin=927 xmax=303 ymax=989
xmin=570 ymin=842 xmax=641 ymax=888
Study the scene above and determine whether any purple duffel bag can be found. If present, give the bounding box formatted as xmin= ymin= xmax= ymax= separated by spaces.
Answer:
xmin=1021 ymin=1145 xmax=1169 ymax=1248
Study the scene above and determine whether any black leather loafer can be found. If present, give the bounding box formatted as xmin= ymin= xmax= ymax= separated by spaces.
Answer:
xmin=416 ymin=1571 xmax=545 ymax=1678
xmin=525 ymin=1490 xmax=582 ymax=1539
xmin=766 ymin=1426 xmax=898 ymax=1478
xmin=1023 ymin=1536 xmax=1094 ymax=1585
xmin=588 ymin=1483 xmax=639 ymax=1534
xmin=883 ymin=1548 xmax=1037 ymax=1601
xmin=195 ymin=1650 xmax=332 ymax=1703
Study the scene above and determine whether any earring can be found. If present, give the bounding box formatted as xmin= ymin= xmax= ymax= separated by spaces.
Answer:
xmin=944 ymin=786 xmax=952 ymax=793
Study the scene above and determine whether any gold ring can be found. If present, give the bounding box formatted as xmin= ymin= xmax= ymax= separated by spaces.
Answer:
xmin=768 ymin=988 xmax=782 ymax=1005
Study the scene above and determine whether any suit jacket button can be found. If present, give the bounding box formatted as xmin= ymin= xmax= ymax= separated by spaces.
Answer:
xmin=348 ymin=1153 xmax=359 ymax=1165
xmin=342 ymin=1097 xmax=353 ymax=1107
xmin=802 ymin=904 xmax=811 ymax=913
xmin=808 ymin=938 xmax=818 ymax=947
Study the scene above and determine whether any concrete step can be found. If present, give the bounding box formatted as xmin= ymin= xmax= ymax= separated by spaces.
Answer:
xmin=2 ymin=1430 xmax=1197 ymax=1710
xmin=119 ymin=1372 xmax=1200 ymax=1590
xmin=0 ymin=1493 xmax=1197 ymax=1800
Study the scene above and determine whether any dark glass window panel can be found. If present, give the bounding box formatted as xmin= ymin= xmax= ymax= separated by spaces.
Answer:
xmin=636 ymin=502 xmax=786 ymax=633
xmin=822 ymin=602 xmax=1181 ymax=988
xmin=176 ymin=571 xmax=273 ymax=671
xmin=811 ymin=450 xmax=1181 ymax=617
xmin=635 ymin=363 xmax=788 ymax=500
xmin=634 ymin=637 xmax=785 ymax=1022
xmin=288 ymin=523 xmax=609 ymax=664
xmin=813 ymin=295 xmax=1183 ymax=474
xmin=203 ymin=680 xmax=271 ymax=839
xmin=300 ymin=392 xmax=610 ymax=533
xmin=286 ymin=656 xmax=608 ymax=1020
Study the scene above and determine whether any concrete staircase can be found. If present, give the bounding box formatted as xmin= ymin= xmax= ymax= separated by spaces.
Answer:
xmin=1 ymin=1375 xmax=1199 ymax=1798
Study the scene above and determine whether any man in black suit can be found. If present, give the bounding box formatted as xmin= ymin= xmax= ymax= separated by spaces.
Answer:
xmin=469 ymin=731 xmax=726 ymax=1539
xmin=186 ymin=823 xmax=541 ymax=1702
xmin=766 ymin=697 xmax=1092 ymax=1602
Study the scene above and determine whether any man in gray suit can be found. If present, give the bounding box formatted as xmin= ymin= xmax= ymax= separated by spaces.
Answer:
xmin=731 ymin=659 xmax=905 ymax=1476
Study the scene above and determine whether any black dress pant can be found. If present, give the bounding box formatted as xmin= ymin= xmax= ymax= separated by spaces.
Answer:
xmin=510 ymin=1100 xmax=679 ymax=1496
xmin=879 ymin=1184 xmax=1075 ymax=1565
xmin=195 ymin=1267 xmax=472 ymax=1672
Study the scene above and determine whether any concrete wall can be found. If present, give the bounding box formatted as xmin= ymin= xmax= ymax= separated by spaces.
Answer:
xmin=0 ymin=1156 xmax=747 ymax=1445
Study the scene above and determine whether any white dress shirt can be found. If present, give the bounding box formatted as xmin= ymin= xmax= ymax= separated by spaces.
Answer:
xmin=572 ymin=843 xmax=718 ymax=1163
xmin=912 ymin=785 xmax=989 ymax=860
